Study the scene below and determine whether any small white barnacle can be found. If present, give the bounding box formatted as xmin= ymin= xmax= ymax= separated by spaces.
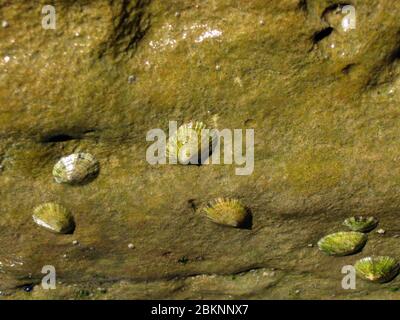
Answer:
xmin=53 ymin=153 xmax=99 ymax=185
xmin=32 ymin=202 xmax=75 ymax=234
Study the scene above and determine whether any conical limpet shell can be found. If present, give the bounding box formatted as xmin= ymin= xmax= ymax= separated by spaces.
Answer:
xmin=53 ymin=153 xmax=99 ymax=185
xmin=32 ymin=202 xmax=75 ymax=234
xmin=355 ymin=256 xmax=399 ymax=283
xmin=343 ymin=216 xmax=378 ymax=233
xmin=317 ymin=231 xmax=367 ymax=256
xmin=166 ymin=121 xmax=216 ymax=165
xmin=203 ymin=198 xmax=248 ymax=228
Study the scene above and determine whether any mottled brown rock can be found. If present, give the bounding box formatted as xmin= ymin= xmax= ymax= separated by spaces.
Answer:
xmin=2 ymin=0 xmax=400 ymax=299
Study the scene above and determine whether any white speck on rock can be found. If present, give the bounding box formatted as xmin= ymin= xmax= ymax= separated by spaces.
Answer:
xmin=2 ymin=20 xmax=8 ymax=28
xmin=128 ymin=75 xmax=136 ymax=84
xmin=128 ymin=243 xmax=134 ymax=249
xmin=377 ymin=229 xmax=386 ymax=234
xmin=3 ymin=56 xmax=10 ymax=63
xmin=263 ymin=271 xmax=276 ymax=277
xmin=72 ymin=240 xmax=79 ymax=245
xmin=195 ymin=29 xmax=222 ymax=43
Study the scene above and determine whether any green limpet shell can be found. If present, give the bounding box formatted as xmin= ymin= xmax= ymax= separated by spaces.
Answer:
xmin=166 ymin=121 xmax=215 ymax=164
xmin=355 ymin=256 xmax=400 ymax=283
xmin=32 ymin=202 xmax=75 ymax=234
xmin=53 ymin=153 xmax=99 ymax=185
xmin=317 ymin=231 xmax=367 ymax=256
xmin=203 ymin=198 xmax=248 ymax=228
xmin=343 ymin=216 xmax=378 ymax=233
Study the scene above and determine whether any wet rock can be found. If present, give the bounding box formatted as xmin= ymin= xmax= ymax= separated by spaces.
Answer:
xmin=2 ymin=0 xmax=400 ymax=299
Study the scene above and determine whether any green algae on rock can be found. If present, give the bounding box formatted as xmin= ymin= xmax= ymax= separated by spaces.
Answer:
xmin=203 ymin=198 xmax=248 ymax=228
xmin=343 ymin=216 xmax=378 ymax=233
xmin=53 ymin=153 xmax=99 ymax=185
xmin=355 ymin=256 xmax=400 ymax=283
xmin=32 ymin=203 xmax=75 ymax=234
xmin=317 ymin=232 xmax=367 ymax=256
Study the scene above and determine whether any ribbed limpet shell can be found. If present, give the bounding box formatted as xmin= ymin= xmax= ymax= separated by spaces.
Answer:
xmin=343 ymin=216 xmax=378 ymax=233
xmin=355 ymin=256 xmax=400 ymax=283
xmin=32 ymin=202 xmax=75 ymax=234
xmin=53 ymin=153 xmax=99 ymax=185
xmin=203 ymin=198 xmax=248 ymax=228
xmin=317 ymin=231 xmax=367 ymax=256
xmin=166 ymin=121 xmax=216 ymax=165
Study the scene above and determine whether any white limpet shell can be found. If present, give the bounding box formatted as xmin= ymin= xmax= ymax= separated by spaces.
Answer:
xmin=53 ymin=153 xmax=99 ymax=185
xmin=33 ymin=202 xmax=75 ymax=234
xmin=166 ymin=121 xmax=217 ymax=165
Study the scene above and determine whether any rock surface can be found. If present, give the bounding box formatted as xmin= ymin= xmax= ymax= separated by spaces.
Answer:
xmin=2 ymin=0 xmax=400 ymax=299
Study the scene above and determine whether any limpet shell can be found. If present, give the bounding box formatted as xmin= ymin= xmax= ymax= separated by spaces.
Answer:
xmin=355 ymin=256 xmax=399 ymax=283
xmin=203 ymin=198 xmax=248 ymax=228
xmin=32 ymin=202 xmax=75 ymax=234
xmin=53 ymin=153 xmax=99 ymax=185
xmin=166 ymin=121 xmax=216 ymax=165
xmin=343 ymin=216 xmax=378 ymax=233
xmin=317 ymin=231 xmax=367 ymax=256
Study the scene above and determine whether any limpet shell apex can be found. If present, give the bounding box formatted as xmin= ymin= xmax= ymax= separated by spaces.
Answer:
xmin=317 ymin=231 xmax=367 ymax=256
xmin=53 ymin=153 xmax=99 ymax=185
xmin=355 ymin=256 xmax=400 ymax=283
xmin=203 ymin=198 xmax=248 ymax=228
xmin=32 ymin=202 xmax=75 ymax=234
